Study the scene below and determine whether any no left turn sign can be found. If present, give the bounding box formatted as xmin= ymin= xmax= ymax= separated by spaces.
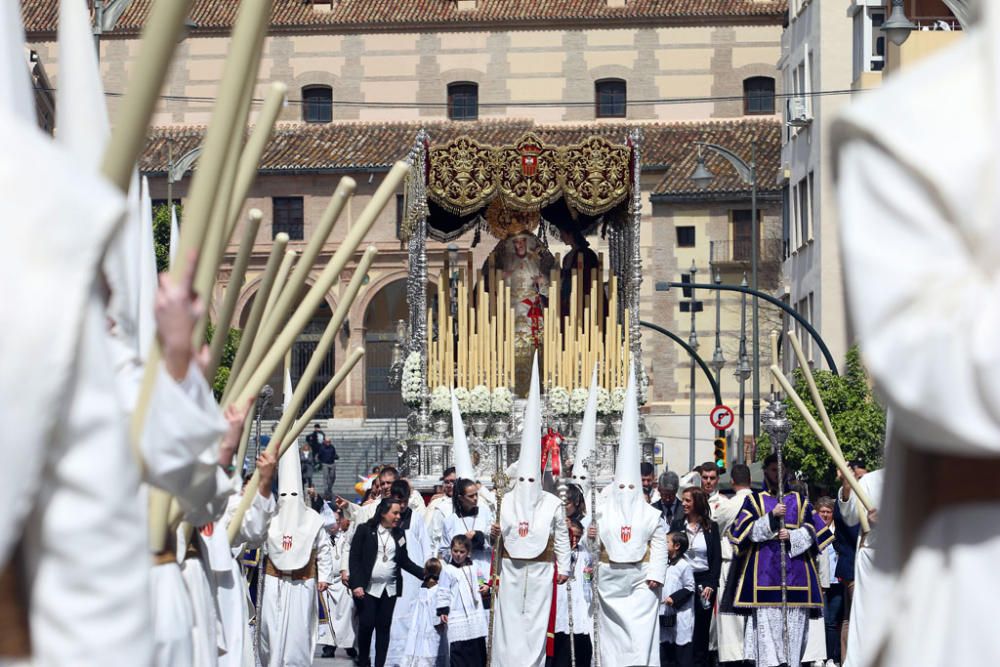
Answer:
xmin=709 ymin=404 xmax=735 ymax=431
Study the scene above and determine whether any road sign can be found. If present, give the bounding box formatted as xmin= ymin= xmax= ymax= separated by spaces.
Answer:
xmin=709 ymin=404 xmax=735 ymax=430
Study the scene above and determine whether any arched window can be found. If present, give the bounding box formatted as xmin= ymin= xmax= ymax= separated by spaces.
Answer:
xmin=447 ymin=82 xmax=478 ymax=121
xmin=743 ymin=77 xmax=775 ymax=115
xmin=595 ymin=78 xmax=627 ymax=118
xmin=302 ymin=85 xmax=332 ymax=123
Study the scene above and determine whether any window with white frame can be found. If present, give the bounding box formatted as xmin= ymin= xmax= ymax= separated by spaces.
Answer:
xmin=797 ymin=176 xmax=810 ymax=247
xmin=852 ymin=3 xmax=886 ymax=81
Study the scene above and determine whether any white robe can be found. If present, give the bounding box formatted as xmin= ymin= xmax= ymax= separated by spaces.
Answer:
xmin=492 ymin=494 xmax=571 ymax=667
xmin=386 ymin=512 xmax=434 ymax=665
xmin=594 ymin=511 xmax=667 ymax=667
xmin=833 ymin=26 xmax=1000 ymax=667
xmin=151 ymin=562 xmax=194 ymax=667
xmin=838 ymin=470 xmax=885 ymax=667
xmin=554 ymin=545 xmax=592 ymax=636
xmin=0 ymin=112 xmax=153 ymax=665
xmin=217 ymin=488 xmax=277 ymax=667
xmin=319 ymin=530 xmax=356 ymax=649
xmin=439 ymin=506 xmax=495 ymax=569
xmin=259 ymin=530 xmax=335 ymax=667
xmin=714 ymin=488 xmax=752 ymax=662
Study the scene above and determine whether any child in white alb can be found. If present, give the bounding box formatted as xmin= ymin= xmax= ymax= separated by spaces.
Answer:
xmin=438 ymin=534 xmax=490 ymax=666
xmin=551 ymin=518 xmax=593 ymax=667
xmin=661 ymin=531 xmax=696 ymax=667
xmin=399 ymin=558 xmax=444 ymax=667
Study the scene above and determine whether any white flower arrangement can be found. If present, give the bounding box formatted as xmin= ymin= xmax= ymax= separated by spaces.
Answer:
xmin=596 ymin=387 xmax=611 ymax=415
xmin=569 ymin=387 xmax=589 ymax=414
xmin=401 ymin=351 xmax=424 ymax=407
xmin=491 ymin=386 xmax=513 ymax=415
xmin=469 ymin=384 xmax=492 ymax=415
xmin=453 ymin=387 xmax=471 ymax=414
xmin=429 ymin=385 xmax=451 ymax=414
xmin=639 ymin=367 xmax=650 ymax=406
xmin=609 ymin=387 xmax=627 ymax=413
xmin=549 ymin=386 xmax=570 ymax=416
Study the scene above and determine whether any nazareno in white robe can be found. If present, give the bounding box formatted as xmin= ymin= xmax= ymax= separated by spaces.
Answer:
xmin=713 ymin=487 xmax=752 ymax=662
xmin=837 ymin=470 xmax=885 ymax=667
xmin=318 ymin=528 xmax=356 ymax=649
xmin=833 ymin=20 xmax=1000 ymax=667
xmin=0 ymin=104 xmax=158 ymax=665
xmin=259 ymin=529 xmax=335 ymax=667
xmin=492 ymin=491 xmax=571 ymax=667
xmin=594 ymin=493 xmax=667 ymax=667
xmin=216 ymin=486 xmax=277 ymax=667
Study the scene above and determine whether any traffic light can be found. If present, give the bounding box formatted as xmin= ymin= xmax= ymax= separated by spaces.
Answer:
xmin=713 ymin=436 xmax=727 ymax=471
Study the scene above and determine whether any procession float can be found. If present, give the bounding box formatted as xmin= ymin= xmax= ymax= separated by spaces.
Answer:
xmin=392 ymin=129 xmax=654 ymax=489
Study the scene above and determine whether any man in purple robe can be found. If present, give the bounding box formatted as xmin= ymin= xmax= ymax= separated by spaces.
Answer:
xmin=724 ymin=454 xmax=832 ymax=667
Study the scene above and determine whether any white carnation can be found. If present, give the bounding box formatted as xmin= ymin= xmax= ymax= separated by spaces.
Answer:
xmin=469 ymin=385 xmax=491 ymax=415
xmin=491 ymin=387 xmax=513 ymax=415
xmin=453 ymin=387 xmax=471 ymax=414
xmin=401 ymin=351 xmax=424 ymax=407
xmin=569 ymin=387 xmax=589 ymax=414
xmin=429 ymin=385 xmax=451 ymax=413
xmin=596 ymin=387 xmax=611 ymax=415
xmin=549 ymin=386 xmax=570 ymax=416
xmin=610 ymin=387 xmax=627 ymax=413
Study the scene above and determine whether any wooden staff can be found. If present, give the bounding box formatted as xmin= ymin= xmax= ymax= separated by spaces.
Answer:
xmin=785 ymin=332 xmax=870 ymax=532
xmin=205 ymin=210 xmax=261 ymax=380
xmin=260 ymin=249 xmax=297 ymax=329
xmin=223 ymin=240 xmax=289 ymax=403
xmin=229 ymin=348 xmax=366 ymax=543
xmin=228 ymin=162 xmax=407 ymax=406
xmin=289 ymin=347 xmax=365 ymax=442
xmin=132 ymin=0 xmax=274 ymax=485
xmin=234 ymin=179 xmax=356 ymax=394
xmin=225 ymin=82 xmax=288 ymax=240
xmin=769 ymin=366 xmax=876 ymax=511
xmin=226 ymin=246 xmax=377 ymax=543
xmin=101 ymin=0 xmax=195 ymax=190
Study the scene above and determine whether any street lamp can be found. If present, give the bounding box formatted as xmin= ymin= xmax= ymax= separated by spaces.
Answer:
xmin=166 ymin=144 xmax=203 ymax=210
xmin=733 ymin=274 xmax=752 ymax=464
xmin=710 ymin=269 xmax=726 ymax=387
xmin=882 ymin=0 xmax=917 ymax=46
xmin=687 ymin=261 xmax=699 ymax=469
xmin=690 ymin=139 xmax=761 ymax=441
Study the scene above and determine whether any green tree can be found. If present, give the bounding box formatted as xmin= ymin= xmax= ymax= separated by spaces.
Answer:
xmin=152 ymin=203 xmax=241 ymax=401
xmin=757 ymin=345 xmax=886 ymax=490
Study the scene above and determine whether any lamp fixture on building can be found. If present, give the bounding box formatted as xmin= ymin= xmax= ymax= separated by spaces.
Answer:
xmin=690 ymin=147 xmax=715 ymax=189
xmin=882 ymin=0 xmax=917 ymax=46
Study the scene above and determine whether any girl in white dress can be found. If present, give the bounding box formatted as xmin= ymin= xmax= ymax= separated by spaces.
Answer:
xmin=438 ymin=535 xmax=490 ymax=666
xmin=400 ymin=558 xmax=445 ymax=667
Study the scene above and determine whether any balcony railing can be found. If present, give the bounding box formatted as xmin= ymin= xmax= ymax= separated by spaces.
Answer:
xmin=709 ymin=238 xmax=785 ymax=266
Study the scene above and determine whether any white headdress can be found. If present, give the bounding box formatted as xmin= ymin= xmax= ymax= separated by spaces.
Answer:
xmin=451 ymin=391 xmax=476 ymax=480
xmin=599 ymin=362 xmax=650 ymax=560
xmin=570 ymin=364 xmax=600 ymax=494
xmin=513 ymin=353 xmax=542 ymax=516
xmin=267 ymin=369 xmax=323 ymax=570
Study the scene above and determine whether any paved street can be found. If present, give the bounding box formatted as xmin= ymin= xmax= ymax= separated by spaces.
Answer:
xmin=312 ymin=648 xmax=355 ymax=666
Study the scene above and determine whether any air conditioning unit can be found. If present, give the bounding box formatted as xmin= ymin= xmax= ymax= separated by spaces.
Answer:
xmin=787 ymin=97 xmax=813 ymax=127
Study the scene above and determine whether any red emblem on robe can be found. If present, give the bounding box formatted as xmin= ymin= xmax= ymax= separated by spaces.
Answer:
xmin=621 ymin=526 xmax=632 ymax=543
xmin=200 ymin=523 xmax=214 ymax=538
xmin=521 ymin=144 xmax=541 ymax=177
xmin=518 ymin=521 xmax=529 ymax=538
xmin=282 ymin=534 xmax=293 ymax=551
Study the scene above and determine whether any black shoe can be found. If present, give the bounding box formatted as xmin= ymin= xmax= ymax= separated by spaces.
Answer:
xmin=346 ymin=647 xmax=358 ymax=658
xmin=321 ymin=645 xmax=336 ymax=657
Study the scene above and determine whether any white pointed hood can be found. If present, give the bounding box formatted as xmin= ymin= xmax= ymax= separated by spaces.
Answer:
xmin=56 ymin=0 xmax=109 ymax=164
xmin=514 ymin=352 xmax=542 ymax=514
xmin=0 ymin=1 xmax=34 ymax=123
xmin=599 ymin=362 xmax=657 ymax=561
xmin=451 ymin=391 xmax=475 ymax=480
xmin=571 ymin=364 xmax=600 ymax=494
xmin=137 ymin=176 xmax=158 ymax=362
xmin=169 ymin=205 xmax=180 ymax=268
xmin=500 ymin=353 xmax=562 ymax=558
xmin=267 ymin=369 xmax=323 ymax=570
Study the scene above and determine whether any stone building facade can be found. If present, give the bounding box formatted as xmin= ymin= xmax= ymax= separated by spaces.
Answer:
xmin=23 ymin=0 xmax=788 ymax=466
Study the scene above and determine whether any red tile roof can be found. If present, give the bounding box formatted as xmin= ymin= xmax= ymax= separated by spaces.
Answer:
xmin=23 ymin=0 xmax=786 ymax=35
xmin=139 ymin=117 xmax=781 ymax=198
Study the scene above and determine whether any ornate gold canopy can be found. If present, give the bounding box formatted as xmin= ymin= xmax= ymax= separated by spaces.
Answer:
xmin=426 ymin=132 xmax=632 ymax=219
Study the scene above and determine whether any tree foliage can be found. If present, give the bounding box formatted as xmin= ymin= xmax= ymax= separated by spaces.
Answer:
xmin=757 ymin=346 xmax=885 ymax=491
xmin=152 ymin=203 xmax=241 ymax=401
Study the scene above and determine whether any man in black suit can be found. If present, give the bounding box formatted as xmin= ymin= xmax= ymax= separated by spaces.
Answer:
xmin=652 ymin=471 xmax=682 ymax=526
xmin=348 ymin=497 xmax=426 ymax=667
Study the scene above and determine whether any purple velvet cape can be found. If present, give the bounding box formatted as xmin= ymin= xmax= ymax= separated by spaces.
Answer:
xmin=727 ymin=490 xmax=833 ymax=612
